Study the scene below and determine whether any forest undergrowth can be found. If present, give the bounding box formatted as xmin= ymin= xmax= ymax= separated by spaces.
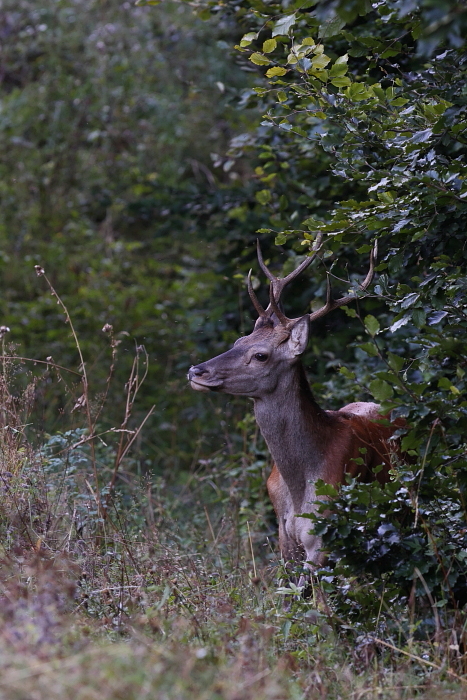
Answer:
xmin=0 ymin=293 xmax=466 ymax=700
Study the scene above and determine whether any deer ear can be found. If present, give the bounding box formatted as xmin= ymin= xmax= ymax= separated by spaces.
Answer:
xmin=286 ymin=316 xmax=309 ymax=357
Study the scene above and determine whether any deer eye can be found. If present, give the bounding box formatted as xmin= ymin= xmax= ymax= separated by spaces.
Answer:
xmin=254 ymin=353 xmax=269 ymax=362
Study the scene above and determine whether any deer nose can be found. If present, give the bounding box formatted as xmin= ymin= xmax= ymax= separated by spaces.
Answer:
xmin=188 ymin=365 xmax=208 ymax=380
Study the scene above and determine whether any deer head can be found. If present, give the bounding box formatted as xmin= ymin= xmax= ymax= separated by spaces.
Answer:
xmin=188 ymin=236 xmax=376 ymax=399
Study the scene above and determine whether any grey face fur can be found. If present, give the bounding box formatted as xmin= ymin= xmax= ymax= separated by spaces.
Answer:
xmin=187 ymin=315 xmax=310 ymax=399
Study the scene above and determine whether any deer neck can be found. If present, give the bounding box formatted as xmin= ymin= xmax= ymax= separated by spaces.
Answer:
xmin=253 ymin=362 xmax=329 ymax=507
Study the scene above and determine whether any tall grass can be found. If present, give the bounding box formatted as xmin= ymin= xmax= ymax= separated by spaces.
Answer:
xmin=0 ymin=279 xmax=466 ymax=699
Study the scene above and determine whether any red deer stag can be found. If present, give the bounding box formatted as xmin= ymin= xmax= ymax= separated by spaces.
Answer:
xmin=188 ymin=238 xmax=398 ymax=572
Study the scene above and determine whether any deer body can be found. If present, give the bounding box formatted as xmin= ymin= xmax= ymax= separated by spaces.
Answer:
xmin=188 ymin=240 xmax=398 ymax=571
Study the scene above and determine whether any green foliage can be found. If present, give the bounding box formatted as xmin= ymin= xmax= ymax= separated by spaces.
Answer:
xmin=1 ymin=416 xmax=466 ymax=696
xmin=176 ymin=0 xmax=467 ymax=624
xmin=2 ymin=0 xmax=467 ymax=666
xmin=0 ymin=0 xmax=269 ymax=468
xmin=307 ymin=474 xmax=467 ymax=638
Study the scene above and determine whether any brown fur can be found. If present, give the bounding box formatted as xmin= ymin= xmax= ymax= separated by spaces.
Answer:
xmin=266 ymin=403 xmax=402 ymax=567
xmin=267 ymin=409 xmax=398 ymax=498
xmin=188 ymin=312 xmax=402 ymax=570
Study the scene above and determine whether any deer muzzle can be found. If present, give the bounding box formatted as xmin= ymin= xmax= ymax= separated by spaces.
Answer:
xmin=187 ymin=365 xmax=221 ymax=392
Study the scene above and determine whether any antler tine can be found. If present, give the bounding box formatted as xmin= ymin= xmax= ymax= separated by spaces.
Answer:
xmin=308 ymin=241 xmax=378 ymax=323
xmin=256 ymin=239 xmax=276 ymax=283
xmin=268 ymin=283 xmax=289 ymax=326
xmin=247 ymin=269 xmax=267 ymax=318
xmin=256 ymin=232 xmax=324 ymax=311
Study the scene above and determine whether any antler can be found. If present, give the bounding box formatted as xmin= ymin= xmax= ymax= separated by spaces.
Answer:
xmin=248 ymin=233 xmax=324 ymax=324
xmin=308 ymin=241 xmax=378 ymax=322
xmin=247 ymin=269 xmax=267 ymax=318
xmin=248 ymin=235 xmax=377 ymax=326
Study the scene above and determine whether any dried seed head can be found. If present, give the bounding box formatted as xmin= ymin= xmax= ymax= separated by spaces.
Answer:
xmin=71 ymin=394 xmax=87 ymax=412
xmin=34 ymin=265 xmax=45 ymax=276
xmin=0 ymin=326 xmax=10 ymax=337
xmin=102 ymin=323 xmax=113 ymax=333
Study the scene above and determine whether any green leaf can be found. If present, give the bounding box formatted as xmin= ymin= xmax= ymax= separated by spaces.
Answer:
xmin=359 ymin=342 xmax=378 ymax=357
xmin=309 ymin=69 xmax=328 ymax=82
xmin=265 ymin=66 xmax=288 ymax=77
xmin=315 ymin=481 xmax=338 ymax=497
xmin=340 ymin=366 xmax=356 ymax=380
xmin=410 ymin=128 xmax=433 ymax=143
xmin=263 ymin=38 xmax=277 ymax=53
xmin=329 ymin=56 xmax=348 ymax=77
xmin=342 ymin=306 xmax=357 ymax=318
xmin=331 ymin=77 xmax=351 ymax=87
xmin=412 ymin=309 xmax=426 ymax=328
xmin=312 ymin=54 xmax=331 ymax=70
xmin=389 ymin=314 xmax=411 ymax=333
xmin=346 ymin=82 xmax=372 ymax=101
xmin=373 ymin=86 xmax=386 ymax=100
xmin=400 ymin=293 xmax=420 ymax=309
xmin=369 ymin=379 xmax=394 ymax=402
xmin=438 ymin=377 xmax=460 ymax=394
xmin=319 ymin=15 xmax=345 ymax=39
xmin=249 ymin=53 xmax=271 ymax=66
xmin=387 ymin=352 xmax=404 ymax=372
xmin=364 ymin=314 xmax=380 ymax=336
xmin=240 ymin=32 xmax=258 ymax=47
xmin=335 ymin=53 xmax=349 ymax=65
xmin=256 ymin=189 xmax=272 ymax=205
xmin=401 ymin=431 xmax=421 ymax=451
xmin=272 ymin=14 xmax=296 ymax=37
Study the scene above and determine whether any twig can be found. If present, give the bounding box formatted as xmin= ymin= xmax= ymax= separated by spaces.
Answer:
xmin=35 ymin=266 xmax=102 ymax=517
xmin=373 ymin=637 xmax=467 ymax=684
xmin=0 ymin=355 xmax=82 ymax=376
xmin=414 ymin=418 xmax=439 ymax=527
xmin=247 ymin=520 xmax=258 ymax=579
xmin=104 ymin=403 xmax=155 ymax=506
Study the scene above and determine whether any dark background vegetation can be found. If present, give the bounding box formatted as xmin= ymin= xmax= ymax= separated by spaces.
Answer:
xmin=1 ymin=0 xmax=467 ymax=697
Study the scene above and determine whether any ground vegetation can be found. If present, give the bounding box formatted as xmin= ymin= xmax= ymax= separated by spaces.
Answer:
xmin=1 ymin=0 xmax=467 ymax=696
